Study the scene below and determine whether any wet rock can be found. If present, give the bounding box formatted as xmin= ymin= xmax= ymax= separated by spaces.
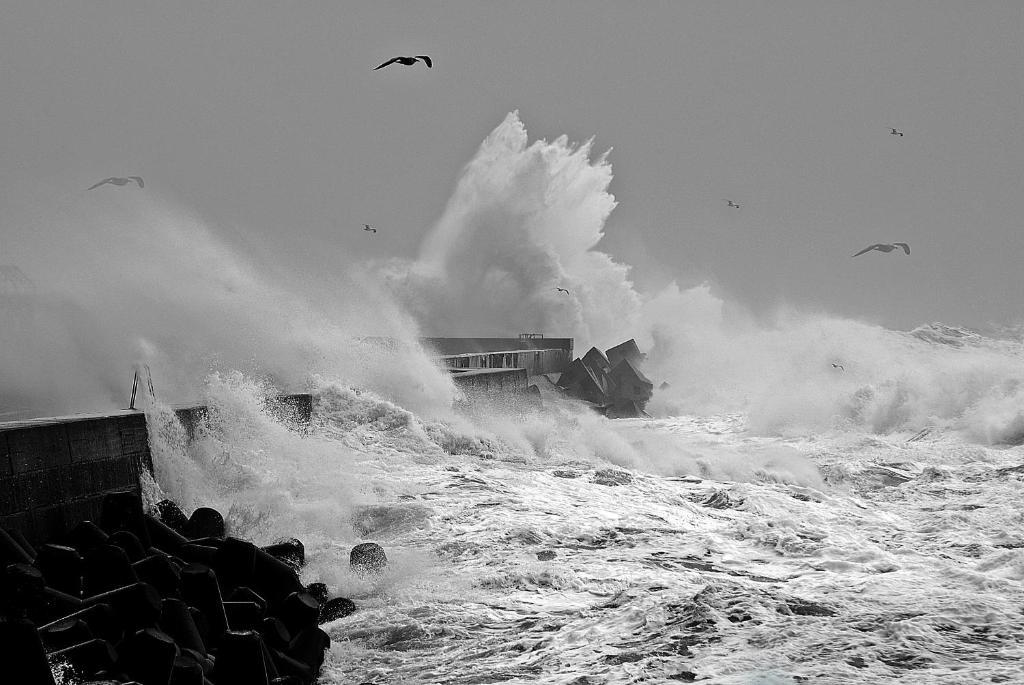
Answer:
xmin=48 ymin=638 xmax=118 ymax=680
xmin=33 ymin=544 xmax=83 ymax=597
xmin=278 ymin=591 xmax=320 ymax=636
xmin=156 ymin=499 xmax=190 ymax=534
xmin=552 ymin=469 xmax=581 ymax=479
xmin=184 ymin=507 xmax=225 ymax=540
xmin=700 ymin=490 xmax=742 ymax=509
xmin=536 ymin=550 xmax=557 ymax=561
xmin=263 ymin=538 xmax=304 ymax=570
xmin=108 ymin=530 xmax=147 ymax=563
xmin=84 ymin=544 xmax=138 ymax=596
xmin=592 ymin=469 xmax=633 ymax=486
xmin=100 ymin=491 xmax=152 ymax=548
xmin=119 ymin=628 xmax=177 ymax=685
xmin=319 ymin=597 xmax=356 ymax=623
xmin=350 ymin=542 xmax=387 ymax=575
xmin=212 ymin=630 xmax=270 ymax=684
xmin=305 ymin=582 xmax=329 ymax=606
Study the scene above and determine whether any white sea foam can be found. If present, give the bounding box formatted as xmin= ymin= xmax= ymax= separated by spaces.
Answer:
xmin=9 ymin=112 xmax=1024 ymax=682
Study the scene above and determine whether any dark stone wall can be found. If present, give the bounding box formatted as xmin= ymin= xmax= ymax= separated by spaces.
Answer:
xmin=173 ymin=393 xmax=314 ymax=440
xmin=450 ymin=368 xmax=529 ymax=394
xmin=0 ymin=412 xmax=151 ymax=544
xmin=422 ymin=337 xmax=573 ymax=357
xmin=438 ymin=348 xmax=571 ymax=376
xmin=0 ymin=394 xmax=313 ymax=545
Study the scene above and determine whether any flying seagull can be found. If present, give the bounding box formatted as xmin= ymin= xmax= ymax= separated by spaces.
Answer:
xmin=890 ymin=128 xmax=904 ymax=137
xmin=374 ymin=55 xmax=432 ymax=70
xmin=852 ymin=242 xmax=910 ymax=257
xmin=555 ymin=287 xmax=570 ymax=295
xmin=831 ymin=362 xmax=845 ymax=371
xmin=363 ymin=224 xmax=377 ymax=233
xmin=723 ymin=199 xmax=740 ymax=209
xmin=87 ymin=176 xmax=144 ymax=190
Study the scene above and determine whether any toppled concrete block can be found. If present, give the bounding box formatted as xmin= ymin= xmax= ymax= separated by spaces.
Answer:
xmin=605 ymin=339 xmax=645 ymax=368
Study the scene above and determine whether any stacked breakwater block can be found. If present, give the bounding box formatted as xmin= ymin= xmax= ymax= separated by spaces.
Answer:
xmin=1 ymin=490 xmax=358 ymax=685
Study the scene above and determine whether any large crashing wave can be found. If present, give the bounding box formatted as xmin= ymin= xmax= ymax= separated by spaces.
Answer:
xmin=378 ymin=111 xmax=641 ymax=347
xmin=0 ymin=196 xmax=456 ymax=418
xmin=379 ymin=112 xmax=1024 ymax=444
xmin=2 ymin=110 xmax=1023 ymax=446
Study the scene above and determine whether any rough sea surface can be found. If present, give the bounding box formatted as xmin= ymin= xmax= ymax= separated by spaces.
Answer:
xmin=144 ymin=376 xmax=1024 ymax=685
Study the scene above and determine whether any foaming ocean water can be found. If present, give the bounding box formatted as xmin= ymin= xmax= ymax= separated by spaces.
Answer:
xmin=132 ymin=114 xmax=1024 ymax=683
xmin=142 ymin=375 xmax=1024 ymax=684
xmin=8 ymin=110 xmax=1021 ymax=683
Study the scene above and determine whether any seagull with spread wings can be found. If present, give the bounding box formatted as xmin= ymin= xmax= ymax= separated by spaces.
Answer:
xmin=723 ymin=199 xmax=740 ymax=209
xmin=890 ymin=128 xmax=904 ymax=137
xmin=374 ymin=55 xmax=432 ymax=70
xmin=363 ymin=224 xmax=377 ymax=234
xmin=852 ymin=242 xmax=910 ymax=257
xmin=87 ymin=176 xmax=144 ymax=190
xmin=555 ymin=287 xmax=570 ymax=295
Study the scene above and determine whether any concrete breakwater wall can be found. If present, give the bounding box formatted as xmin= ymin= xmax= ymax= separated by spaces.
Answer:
xmin=0 ymin=411 xmax=152 ymax=545
xmin=424 ymin=336 xmax=573 ymax=377
xmin=0 ymin=395 xmax=313 ymax=546
xmin=0 ymin=335 xmax=569 ymax=546
xmin=173 ymin=393 xmax=314 ymax=440
xmin=450 ymin=367 xmax=528 ymax=394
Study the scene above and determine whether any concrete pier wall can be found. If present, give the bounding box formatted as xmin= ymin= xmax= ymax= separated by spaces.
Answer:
xmin=422 ymin=336 xmax=573 ymax=357
xmin=173 ymin=393 xmax=314 ymax=440
xmin=450 ymin=367 xmax=529 ymax=394
xmin=438 ymin=348 xmax=570 ymax=376
xmin=0 ymin=411 xmax=151 ymax=544
xmin=0 ymin=394 xmax=313 ymax=545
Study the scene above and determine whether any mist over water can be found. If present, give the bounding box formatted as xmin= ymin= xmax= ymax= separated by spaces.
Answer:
xmin=0 ymin=194 xmax=455 ymax=418
xmin=3 ymin=111 xmax=1024 ymax=447
xmin=7 ymin=112 xmax=1024 ymax=683
xmin=379 ymin=111 xmax=1024 ymax=447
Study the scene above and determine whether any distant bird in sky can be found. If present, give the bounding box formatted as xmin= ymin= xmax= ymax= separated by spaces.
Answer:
xmin=555 ymin=287 xmax=570 ymax=295
xmin=852 ymin=242 xmax=910 ymax=257
xmin=363 ymin=224 xmax=377 ymax=233
xmin=890 ymin=128 xmax=904 ymax=137
xmin=723 ymin=199 xmax=740 ymax=209
xmin=374 ymin=55 xmax=432 ymax=70
xmin=831 ymin=363 xmax=845 ymax=371
xmin=87 ymin=176 xmax=144 ymax=190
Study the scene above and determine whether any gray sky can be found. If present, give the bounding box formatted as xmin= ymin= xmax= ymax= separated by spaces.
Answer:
xmin=2 ymin=1 xmax=1022 ymax=330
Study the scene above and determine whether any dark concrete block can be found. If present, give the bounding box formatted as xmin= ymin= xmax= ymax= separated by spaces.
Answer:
xmin=59 ymin=463 xmax=94 ymax=499
xmin=23 ymin=468 xmax=63 ymax=507
xmin=213 ymin=630 xmax=270 ymax=685
xmin=35 ymin=543 xmax=84 ymax=597
xmin=0 ymin=432 xmax=11 ymax=476
xmin=0 ymin=619 xmax=59 ymax=685
xmin=7 ymin=424 xmax=71 ymax=471
xmin=48 ymin=639 xmax=117 ymax=681
xmin=33 ymin=504 xmax=66 ymax=538
xmin=318 ymin=597 xmax=355 ymax=624
xmin=184 ymin=507 xmax=225 ymax=539
xmin=67 ymin=419 xmax=121 ymax=464
xmin=63 ymin=497 xmax=105 ymax=533
xmin=0 ymin=476 xmax=26 ymax=515
xmin=160 ymin=598 xmax=207 ymax=655
xmin=119 ymin=628 xmax=178 ymax=685
xmin=0 ymin=511 xmax=34 ymax=543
